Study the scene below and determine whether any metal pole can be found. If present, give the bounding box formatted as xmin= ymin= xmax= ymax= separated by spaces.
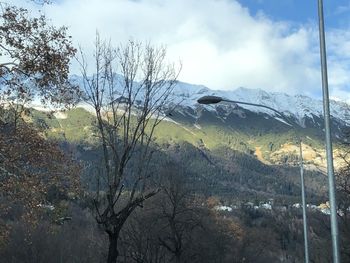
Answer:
xmin=317 ymin=1 xmax=341 ymax=262
xmin=299 ymin=140 xmax=309 ymax=263
xmin=221 ymin=98 xmax=310 ymax=263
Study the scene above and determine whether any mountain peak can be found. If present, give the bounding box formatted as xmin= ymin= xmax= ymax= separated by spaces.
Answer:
xmin=68 ymin=75 xmax=350 ymax=126
xmin=170 ymin=81 xmax=350 ymax=126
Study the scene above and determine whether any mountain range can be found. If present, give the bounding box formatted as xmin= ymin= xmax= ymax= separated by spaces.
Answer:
xmin=170 ymin=82 xmax=350 ymax=126
xmin=31 ymin=77 xmax=350 ymax=167
xmin=67 ymin=75 xmax=350 ymax=132
xmin=27 ymin=78 xmax=350 ymax=204
xmin=68 ymin=74 xmax=350 ymax=126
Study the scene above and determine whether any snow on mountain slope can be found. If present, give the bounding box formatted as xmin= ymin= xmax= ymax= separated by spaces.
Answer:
xmin=169 ymin=83 xmax=350 ymax=126
xmin=69 ymin=74 xmax=350 ymax=126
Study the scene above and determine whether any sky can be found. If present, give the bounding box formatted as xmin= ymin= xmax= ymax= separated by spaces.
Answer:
xmin=9 ymin=0 xmax=350 ymax=103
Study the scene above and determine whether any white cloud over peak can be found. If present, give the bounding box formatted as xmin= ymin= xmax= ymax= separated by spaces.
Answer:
xmin=7 ymin=0 xmax=350 ymax=102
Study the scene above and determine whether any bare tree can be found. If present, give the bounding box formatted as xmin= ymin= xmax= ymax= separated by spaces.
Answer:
xmin=119 ymin=162 xmax=242 ymax=263
xmin=77 ymin=34 xmax=180 ymax=263
xmin=156 ymin=163 xmax=201 ymax=263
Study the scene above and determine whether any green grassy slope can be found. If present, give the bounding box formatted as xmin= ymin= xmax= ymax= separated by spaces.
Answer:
xmin=30 ymin=108 xmax=96 ymax=143
xmin=33 ymin=106 xmax=331 ymax=165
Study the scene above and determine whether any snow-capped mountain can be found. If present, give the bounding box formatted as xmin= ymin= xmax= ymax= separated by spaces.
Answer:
xmin=23 ymin=75 xmax=349 ymax=170
xmin=169 ymin=81 xmax=350 ymax=127
xmin=70 ymin=74 xmax=349 ymax=128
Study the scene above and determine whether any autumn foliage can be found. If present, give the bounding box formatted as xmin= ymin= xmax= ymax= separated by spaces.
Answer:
xmin=0 ymin=118 xmax=80 ymax=242
xmin=0 ymin=0 xmax=81 ymax=245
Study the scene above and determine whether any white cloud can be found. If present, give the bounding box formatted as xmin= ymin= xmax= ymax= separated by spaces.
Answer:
xmin=334 ymin=3 xmax=350 ymax=16
xmin=6 ymin=0 xmax=350 ymax=102
xmin=326 ymin=29 xmax=350 ymax=103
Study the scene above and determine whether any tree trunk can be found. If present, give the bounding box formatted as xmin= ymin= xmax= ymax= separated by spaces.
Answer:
xmin=107 ymin=233 xmax=119 ymax=263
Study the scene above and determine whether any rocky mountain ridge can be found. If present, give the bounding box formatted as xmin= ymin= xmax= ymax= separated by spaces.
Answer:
xmin=69 ymin=74 xmax=350 ymax=130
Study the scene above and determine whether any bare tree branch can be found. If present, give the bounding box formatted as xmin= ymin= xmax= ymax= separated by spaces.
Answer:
xmin=78 ymin=35 xmax=180 ymax=263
